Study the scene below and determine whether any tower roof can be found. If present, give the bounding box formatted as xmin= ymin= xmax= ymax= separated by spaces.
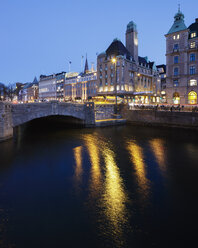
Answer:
xmin=106 ymin=39 xmax=132 ymax=60
xmin=126 ymin=21 xmax=137 ymax=32
xmin=84 ymin=56 xmax=89 ymax=74
xmin=167 ymin=8 xmax=187 ymax=34
xmin=188 ymin=18 xmax=198 ymax=38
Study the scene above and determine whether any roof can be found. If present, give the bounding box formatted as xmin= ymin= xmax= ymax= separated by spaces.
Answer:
xmin=188 ymin=19 xmax=198 ymax=38
xmin=156 ymin=64 xmax=166 ymax=73
xmin=167 ymin=10 xmax=187 ymax=34
xmin=106 ymin=38 xmax=132 ymax=60
xmin=138 ymin=56 xmax=155 ymax=69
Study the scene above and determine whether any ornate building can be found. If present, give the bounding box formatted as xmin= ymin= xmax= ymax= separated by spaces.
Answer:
xmin=166 ymin=8 xmax=198 ymax=104
xmin=97 ymin=21 xmax=161 ymax=104
xmin=64 ymin=58 xmax=97 ymax=102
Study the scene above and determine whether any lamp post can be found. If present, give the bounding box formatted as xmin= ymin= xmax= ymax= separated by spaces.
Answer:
xmin=112 ymin=57 xmax=117 ymax=114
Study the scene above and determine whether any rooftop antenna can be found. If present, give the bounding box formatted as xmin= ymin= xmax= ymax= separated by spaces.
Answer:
xmin=81 ymin=55 xmax=84 ymax=72
xmin=66 ymin=58 xmax=72 ymax=72
xmin=178 ymin=3 xmax=181 ymax=12
xmin=69 ymin=61 xmax=72 ymax=72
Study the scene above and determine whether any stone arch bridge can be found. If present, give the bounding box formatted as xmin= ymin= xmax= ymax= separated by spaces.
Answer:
xmin=0 ymin=101 xmax=96 ymax=141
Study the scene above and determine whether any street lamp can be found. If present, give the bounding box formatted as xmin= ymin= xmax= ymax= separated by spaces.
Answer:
xmin=111 ymin=57 xmax=117 ymax=114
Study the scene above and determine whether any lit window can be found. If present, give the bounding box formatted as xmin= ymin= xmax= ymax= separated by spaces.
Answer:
xmin=177 ymin=34 xmax=180 ymax=39
xmin=173 ymin=35 xmax=176 ymax=40
xmin=191 ymin=32 xmax=196 ymax=38
xmin=189 ymin=79 xmax=197 ymax=86
xmin=174 ymin=56 xmax=179 ymax=64
xmin=190 ymin=66 xmax=196 ymax=75
xmin=190 ymin=53 xmax=195 ymax=62
xmin=173 ymin=79 xmax=179 ymax=87
xmin=190 ymin=42 xmax=196 ymax=48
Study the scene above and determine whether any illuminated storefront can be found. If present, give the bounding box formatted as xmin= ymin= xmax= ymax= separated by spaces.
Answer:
xmin=188 ymin=91 xmax=197 ymax=104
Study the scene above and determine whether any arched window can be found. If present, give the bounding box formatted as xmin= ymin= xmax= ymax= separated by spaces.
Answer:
xmin=173 ymin=92 xmax=180 ymax=104
xmin=188 ymin=91 xmax=197 ymax=105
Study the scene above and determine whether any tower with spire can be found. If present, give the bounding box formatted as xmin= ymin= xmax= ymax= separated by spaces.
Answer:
xmin=84 ymin=55 xmax=89 ymax=74
xmin=165 ymin=6 xmax=198 ymax=105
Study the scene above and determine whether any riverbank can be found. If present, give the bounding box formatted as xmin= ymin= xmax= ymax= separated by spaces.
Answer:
xmin=122 ymin=109 xmax=198 ymax=130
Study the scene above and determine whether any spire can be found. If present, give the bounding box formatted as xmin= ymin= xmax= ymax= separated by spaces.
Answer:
xmin=167 ymin=6 xmax=187 ymax=34
xmin=84 ymin=54 xmax=89 ymax=74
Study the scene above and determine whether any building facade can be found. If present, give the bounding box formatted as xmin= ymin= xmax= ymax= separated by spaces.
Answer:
xmin=166 ymin=9 xmax=198 ymax=104
xmin=156 ymin=64 xmax=167 ymax=102
xmin=64 ymin=59 xmax=97 ymax=102
xmin=19 ymin=78 xmax=38 ymax=103
xmin=39 ymin=74 xmax=57 ymax=100
xmin=56 ymin=72 xmax=66 ymax=101
xmin=97 ymin=21 xmax=161 ymax=104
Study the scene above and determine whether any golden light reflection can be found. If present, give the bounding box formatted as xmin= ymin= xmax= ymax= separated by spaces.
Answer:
xmin=101 ymin=141 xmax=129 ymax=238
xmin=73 ymin=146 xmax=83 ymax=184
xmin=149 ymin=139 xmax=166 ymax=172
xmin=83 ymin=134 xmax=101 ymax=196
xmin=127 ymin=141 xmax=150 ymax=196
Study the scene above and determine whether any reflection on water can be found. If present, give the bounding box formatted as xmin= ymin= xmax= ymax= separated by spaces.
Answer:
xmin=1 ymin=125 xmax=198 ymax=248
xmin=73 ymin=146 xmax=83 ymax=186
xmin=100 ymin=139 xmax=129 ymax=247
xmin=150 ymin=138 xmax=166 ymax=172
xmin=127 ymin=141 xmax=150 ymax=197
xmin=83 ymin=134 xmax=102 ymax=197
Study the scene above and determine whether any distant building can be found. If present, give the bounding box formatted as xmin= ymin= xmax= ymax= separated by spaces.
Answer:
xmin=156 ymin=64 xmax=166 ymax=102
xmin=64 ymin=58 xmax=97 ymax=102
xmin=39 ymin=74 xmax=57 ymax=100
xmin=56 ymin=72 xmax=66 ymax=101
xmin=19 ymin=77 xmax=38 ymax=102
xmin=97 ymin=21 xmax=161 ymax=104
xmin=166 ymin=8 xmax=198 ymax=104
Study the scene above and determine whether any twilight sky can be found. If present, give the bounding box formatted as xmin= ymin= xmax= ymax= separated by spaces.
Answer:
xmin=0 ymin=0 xmax=198 ymax=84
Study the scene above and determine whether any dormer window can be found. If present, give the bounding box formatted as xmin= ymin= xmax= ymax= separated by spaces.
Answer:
xmin=191 ymin=32 xmax=196 ymax=38
xmin=190 ymin=42 xmax=196 ymax=48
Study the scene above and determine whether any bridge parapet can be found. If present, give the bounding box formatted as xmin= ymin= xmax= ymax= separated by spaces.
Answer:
xmin=0 ymin=101 xmax=95 ymax=141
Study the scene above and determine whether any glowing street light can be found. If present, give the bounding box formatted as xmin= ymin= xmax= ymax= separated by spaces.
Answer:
xmin=111 ymin=57 xmax=118 ymax=114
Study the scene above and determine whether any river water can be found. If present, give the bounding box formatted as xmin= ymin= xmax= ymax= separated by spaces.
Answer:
xmin=0 ymin=121 xmax=198 ymax=248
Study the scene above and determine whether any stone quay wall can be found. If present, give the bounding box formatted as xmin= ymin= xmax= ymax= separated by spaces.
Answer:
xmin=122 ymin=108 xmax=198 ymax=129
xmin=0 ymin=102 xmax=13 ymax=141
xmin=95 ymin=104 xmax=115 ymax=120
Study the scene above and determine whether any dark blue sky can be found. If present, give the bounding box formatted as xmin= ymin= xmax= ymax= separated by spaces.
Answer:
xmin=1 ymin=0 xmax=198 ymax=84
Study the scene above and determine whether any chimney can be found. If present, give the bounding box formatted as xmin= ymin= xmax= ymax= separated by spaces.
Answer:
xmin=196 ymin=18 xmax=198 ymax=23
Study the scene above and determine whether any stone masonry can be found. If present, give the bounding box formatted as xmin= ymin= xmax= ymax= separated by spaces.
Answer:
xmin=0 ymin=101 xmax=96 ymax=141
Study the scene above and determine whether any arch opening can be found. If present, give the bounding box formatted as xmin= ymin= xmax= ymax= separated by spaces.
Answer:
xmin=173 ymin=92 xmax=180 ymax=104
xmin=188 ymin=91 xmax=197 ymax=105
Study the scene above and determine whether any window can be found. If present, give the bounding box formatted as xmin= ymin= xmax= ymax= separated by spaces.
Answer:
xmin=190 ymin=53 xmax=195 ymax=62
xmin=173 ymin=35 xmax=180 ymax=40
xmin=190 ymin=42 xmax=196 ymax=48
xmin=188 ymin=91 xmax=197 ymax=104
xmin=173 ymin=79 xmax=179 ymax=87
xmin=190 ymin=66 xmax=196 ymax=75
xmin=174 ymin=44 xmax=179 ymax=50
xmin=189 ymin=79 xmax=197 ymax=86
xmin=173 ymin=92 xmax=180 ymax=104
xmin=174 ymin=56 xmax=179 ymax=64
xmin=191 ymin=32 xmax=196 ymax=38
xmin=174 ymin=67 xmax=179 ymax=76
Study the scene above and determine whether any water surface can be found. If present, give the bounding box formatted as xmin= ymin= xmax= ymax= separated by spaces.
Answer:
xmin=0 ymin=122 xmax=198 ymax=248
